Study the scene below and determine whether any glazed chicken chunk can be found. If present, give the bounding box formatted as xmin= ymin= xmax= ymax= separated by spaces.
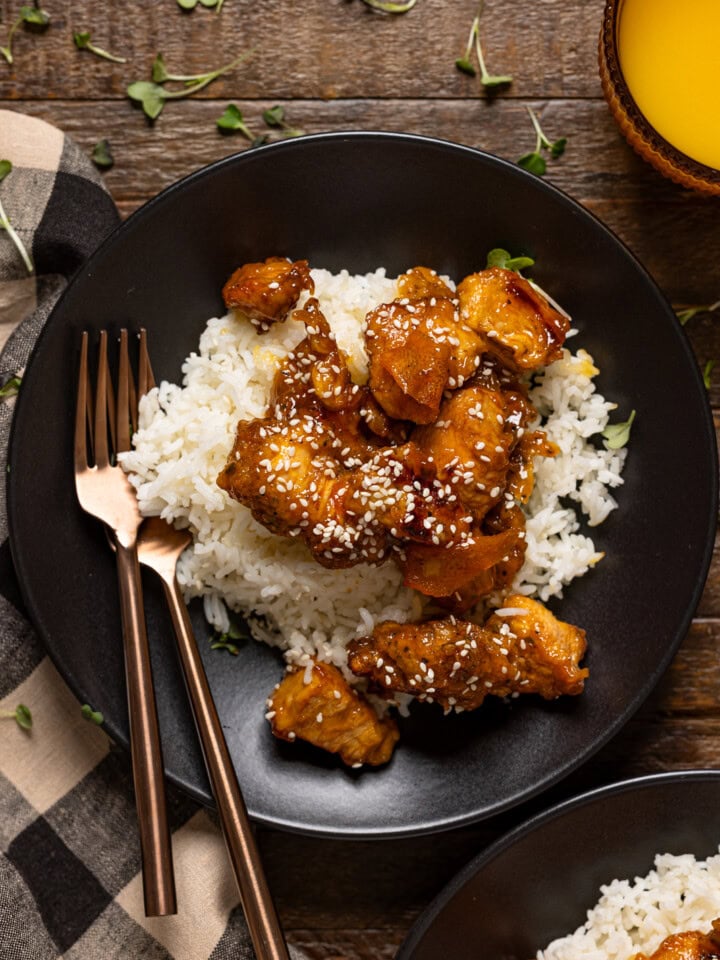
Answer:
xmin=347 ymin=595 xmax=588 ymax=712
xmin=222 ymin=256 xmax=314 ymax=332
xmin=366 ymin=295 xmax=481 ymax=424
xmin=632 ymin=920 xmax=720 ymax=960
xmin=267 ymin=660 xmax=399 ymax=766
xmin=457 ymin=266 xmax=570 ymax=372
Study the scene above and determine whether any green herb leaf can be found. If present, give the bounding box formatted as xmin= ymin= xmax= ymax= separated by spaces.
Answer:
xmin=485 ymin=248 xmax=535 ymax=273
xmin=127 ymin=80 xmax=167 ymax=120
xmin=455 ymin=57 xmax=476 ymax=76
xmin=675 ymin=300 xmax=720 ymax=325
xmin=199 ymin=0 xmax=219 ymax=6
xmin=0 ymin=159 xmax=12 ymax=182
xmin=360 ymin=0 xmax=417 ymax=11
xmin=20 ymin=6 xmax=50 ymax=27
xmin=81 ymin=704 xmax=104 ymax=725
xmin=602 ymin=409 xmax=636 ymax=450
xmin=216 ymin=103 xmax=254 ymax=139
xmin=550 ymin=137 xmax=567 ymax=159
xmin=263 ymin=105 xmax=284 ymax=127
xmin=481 ymin=73 xmax=513 ymax=88
xmin=151 ymin=52 xmax=169 ymax=83
xmin=0 ymin=376 xmax=21 ymax=399
xmin=251 ymin=134 xmax=269 ymax=148
xmin=91 ymin=139 xmax=114 ymax=169
xmin=517 ymin=151 xmax=547 ymax=176
xmin=73 ymin=30 xmax=127 ymax=63
xmin=14 ymin=703 xmax=32 ymax=730
xmin=211 ymin=639 xmax=240 ymax=655
xmin=703 ymin=360 xmax=715 ymax=390
xmin=177 ymin=0 xmax=198 ymax=8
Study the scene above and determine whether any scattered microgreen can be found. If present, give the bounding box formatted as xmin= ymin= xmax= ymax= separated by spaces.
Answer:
xmin=210 ymin=638 xmax=240 ymax=655
xmin=675 ymin=300 xmax=720 ymax=325
xmin=0 ymin=160 xmax=34 ymax=274
xmin=73 ymin=30 xmax=127 ymax=63
xmin=486 ymin=248 xmax=535 ymax=273
xmin=703 ymin=360 xmax=715 ymax=390
xmin=128 ymin=51 xmax=252 ymax=121
xmin=262 ymin=104 xmax=304 ymax=138
xmin=1 ymin=5 xmax=50 ymax=65
xmin=1 ymin=703 xmax=32 ymax=730
xmin=360 ymin=0 xmax=417 ymax=12
xmin=0 ymin=375 xmax=21 ymax=399
xmin=602 ymin=409 xmax=636 ymax=450
xmin=455 ymin=5 xmax=512 ymax=87
xmin=210 ymin=613 xmax=249 ymax=654
xmin=518 ymin=106 xmax=567 ymax=177
xmin=91 ymin=139 xmax=114 ymax=169
xmin=177 ymin=0 xmax=224 ymax=9
xmin=81 ymin=703 xmax=104 ymax=724
xmin=216 ymin=103 xmax=254 ymax=138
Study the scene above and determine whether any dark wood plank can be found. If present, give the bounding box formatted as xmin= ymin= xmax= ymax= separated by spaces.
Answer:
xmin=8 ymin=97 xmax=720 ymax=305
xmin=0 ymin=0 xmax=606 ymax=101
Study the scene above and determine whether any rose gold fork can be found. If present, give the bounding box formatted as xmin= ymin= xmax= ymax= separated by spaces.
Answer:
xmin=137 ymin=520 xmax=290 ymax=960
xmin=74 ymin=329 xmax=176 ymax=918
xmin=133 ymin=339 xmax=288 ymax=959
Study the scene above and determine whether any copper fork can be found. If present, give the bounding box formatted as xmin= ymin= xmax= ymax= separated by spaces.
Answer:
xmin=131 ymin=343 xmax=288 ymax=959
xmin=74 ymin=329 xmax=176 ymax=918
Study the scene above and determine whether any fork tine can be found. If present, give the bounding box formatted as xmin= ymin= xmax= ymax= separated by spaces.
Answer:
xmin=117 ymin=329 xmax=132 ymax=454
xmin=74 ymin=332 xmax=90 ymax=471
xmin=94 ymin=331 xmax=110 ymax=469
xmin=138 ymin=328 xmax=157 ymax=399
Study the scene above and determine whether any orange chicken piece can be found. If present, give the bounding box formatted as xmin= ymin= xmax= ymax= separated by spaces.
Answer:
xmin=222 ymin=256 xmax=314 ymax=332
xmin=267 ymin=660 xmax=399 ymax=766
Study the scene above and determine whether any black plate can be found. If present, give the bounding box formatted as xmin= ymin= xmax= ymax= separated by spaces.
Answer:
xmin=398 ymin=770 xmax=720 ymax=959
xmin=7 ymin=133 xmax=717 ymax=838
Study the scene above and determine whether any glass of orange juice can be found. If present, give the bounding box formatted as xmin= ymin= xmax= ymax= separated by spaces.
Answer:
xmin=599 ymin=0 xmax=720 ymax=195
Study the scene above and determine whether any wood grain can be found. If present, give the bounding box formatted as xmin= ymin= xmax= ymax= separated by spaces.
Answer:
xmin=3 ymin=0 xmax=719 ymax=956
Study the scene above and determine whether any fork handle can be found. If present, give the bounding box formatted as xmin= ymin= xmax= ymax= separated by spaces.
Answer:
xmin=115 ymin=537 xmax=177 ymax=918
xmin=159 ymin=575 xmax=289 ymax=960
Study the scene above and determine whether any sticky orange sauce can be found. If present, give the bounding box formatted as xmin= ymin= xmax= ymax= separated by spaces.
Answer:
xmin=617 ymin=0 xmax=720 ymax=170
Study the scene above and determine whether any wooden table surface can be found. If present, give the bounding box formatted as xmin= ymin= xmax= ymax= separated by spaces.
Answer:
xmin=3 ymin=0 xmax=719 ymax=956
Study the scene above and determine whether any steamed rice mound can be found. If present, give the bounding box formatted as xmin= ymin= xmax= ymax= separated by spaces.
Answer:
xmin=121 ymin=267 xmax=627 ymax=670
xmin=537 ymin=850 xmax=720 ymax=959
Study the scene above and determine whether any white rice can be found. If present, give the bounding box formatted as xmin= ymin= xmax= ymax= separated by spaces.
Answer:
xmin=120 ymin=267 xmax=627 ymax=668
xmin=538 ymin=850 xmax=720 ymax=960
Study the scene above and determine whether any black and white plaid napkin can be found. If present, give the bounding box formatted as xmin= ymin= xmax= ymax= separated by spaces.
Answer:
xmin=0 ymin=109 xmax=303 ymax=960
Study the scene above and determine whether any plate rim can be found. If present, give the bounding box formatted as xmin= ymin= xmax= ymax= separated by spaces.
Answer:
xmin=396 ymin=768 xmax=720 ymax=958
xmin=6 ymin=131 xmax=718 ymax=838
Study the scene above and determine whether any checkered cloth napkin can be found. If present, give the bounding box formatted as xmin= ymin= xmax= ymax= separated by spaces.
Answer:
xmin=0 ymin=110 xmax=304 ymax=960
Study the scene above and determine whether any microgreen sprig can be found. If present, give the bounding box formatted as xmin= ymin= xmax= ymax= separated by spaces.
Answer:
xmin=81 ymin=703 xmax=104 ymax=724
xmin=486 ymin=248 xmax=535 ymax=274
xmin=262 ymin=105 xmax=304 ymax=138
xmin=217 ymin=103 xmax=256 ymax=138
xmin=177 ymin=0 xmax=226 ymax=11
xmin=0 ymin=160 xmax=34 ymax=274
xmin=602 ymin=409 xmax=636 ymax=450
xmin=517 ymin=106 xmax=567 ymax=176
xmin=0 ymin=375 xmax=21 ymax=399
xmin=1 ymin=5 xmax=50 ymax=65
xmin=360 ymin=0 xmax=417 ymax=12
xmin=1 ymin=703 xmax=32 ymax=730
xmin=675 ymin=301 xmax=720 ymax=326
xmin=456 ymin=3 xmax=512 ymax=87
xmin=91 ymin=139 xmax=114 ymax=169
xmin=210 ymin=614 xmax=248 ymax=655
xmin=128 ymin=51 xmax=252 ymax=121
xmin=73 ymin=30 xmax=127 ymax=63
xmin=703 ymin=360 xmax=715 ymax=390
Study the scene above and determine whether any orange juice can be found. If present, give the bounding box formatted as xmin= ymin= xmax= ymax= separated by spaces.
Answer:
xmin=617 ymin=0 xmax=720 ymax=171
